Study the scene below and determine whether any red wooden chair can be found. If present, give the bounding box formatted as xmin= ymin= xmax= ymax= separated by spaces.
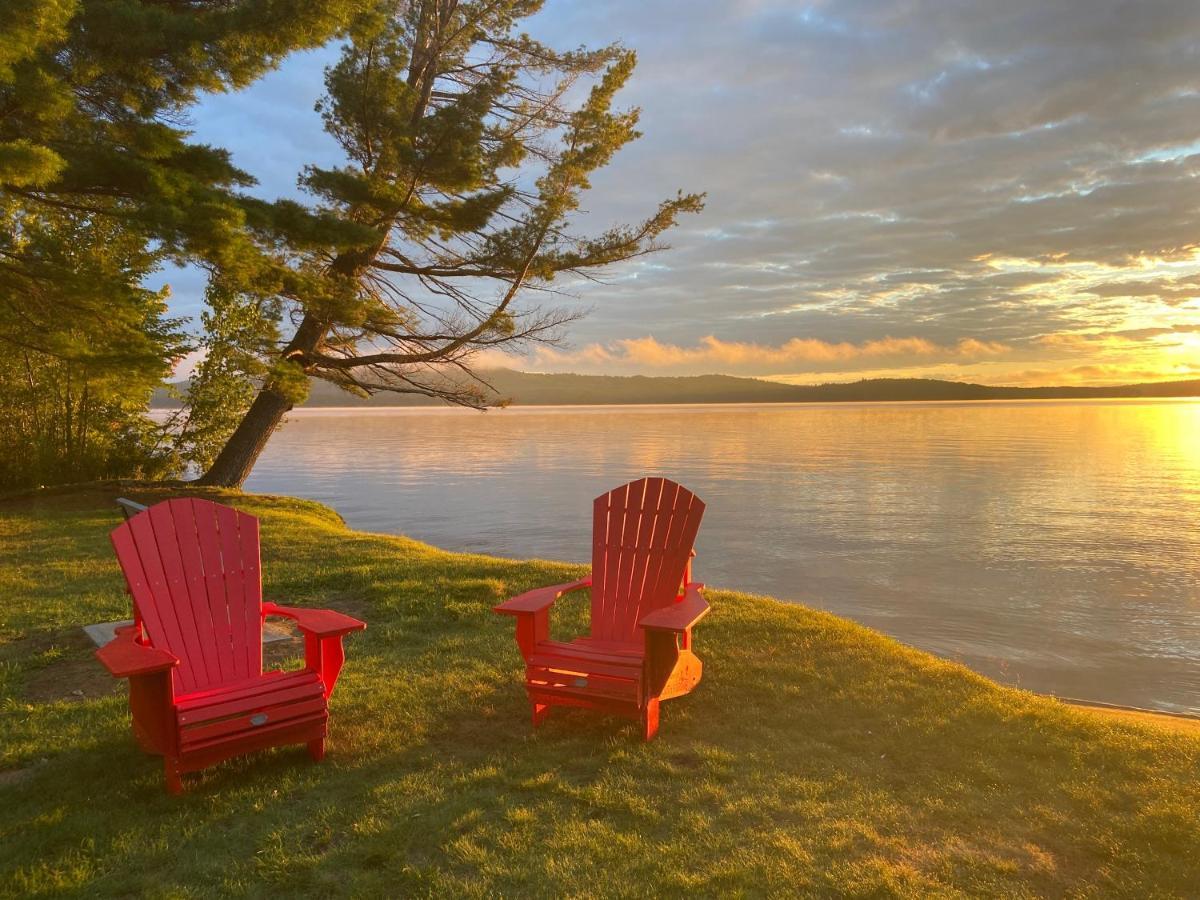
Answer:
xmin=494 ymin=477 xmax=709 ymax=740
xmin=96 ymin=497 xmax=365 ymax=793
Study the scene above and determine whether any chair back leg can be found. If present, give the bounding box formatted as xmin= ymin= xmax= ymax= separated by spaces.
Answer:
xmin=164 ymin=758 xmax=182 ymax=794
xmin=642 ymin=697 xmax=660 ymax=741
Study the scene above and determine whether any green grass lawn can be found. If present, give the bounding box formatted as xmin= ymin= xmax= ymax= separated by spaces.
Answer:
xmin=1 ymin=486 xmax=1198 ymax=897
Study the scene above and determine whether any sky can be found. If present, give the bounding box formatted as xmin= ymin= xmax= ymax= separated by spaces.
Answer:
xmin=168 ymin=0 xmax=1200 ymax=386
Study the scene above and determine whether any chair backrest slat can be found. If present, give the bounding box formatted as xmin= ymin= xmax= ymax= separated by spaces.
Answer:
xmin=111 ymin=498 xmax=263 ymax=693
xmin=216 ymin=501 xmax=262 ymax=679
xmin=125 ymin=507 xmax=202 ymax=693
xmin=626 ymin=477 xmax=667 ymax=629
xmin=170 ymin=500 xmax=226 ymax=685
xmin=112 ymin=519 xmax=193 ymax=692
xmin=192 ymin=499 xmax=241 ymax=683
xmin=590 ymin=478 xmax=705 ymax=645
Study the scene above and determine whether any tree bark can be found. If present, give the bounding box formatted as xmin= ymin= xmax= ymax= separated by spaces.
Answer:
xmin=197 ymin=313 xmax=328 ymax=487
xmin=195 ymin=384 xmax=293 ymax=488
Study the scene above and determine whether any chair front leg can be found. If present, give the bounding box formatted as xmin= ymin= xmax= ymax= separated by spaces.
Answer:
xmin=643 ymin=624 xmax=704 ymax=713
xmin=127 ymin=668 xmax=177 ymax=758
xmin=512 ymin=608 xmax=550 ymax=659
xmin=305 ymin=633 xmax=348 ymax=698
xmin=644 ymin=630 xmax=682 ymax=702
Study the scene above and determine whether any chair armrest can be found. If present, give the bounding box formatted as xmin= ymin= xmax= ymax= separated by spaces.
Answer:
xmin=262 ymin=603 xmax=366 ymax=638
xmin=639 ymin=583 xmax=710 ymax=632
xmin=95 ymin=625 xmax=179 ymax=678
xmin=493 ymin=577 xmax=592 ymax=615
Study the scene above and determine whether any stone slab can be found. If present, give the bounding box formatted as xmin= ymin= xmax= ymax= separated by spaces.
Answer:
xmin=82 ymin=620 xmax=133 ymax=647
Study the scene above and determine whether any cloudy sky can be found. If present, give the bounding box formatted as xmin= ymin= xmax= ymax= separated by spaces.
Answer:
xmin=171 ymin=0 xmax=1200 ymax=386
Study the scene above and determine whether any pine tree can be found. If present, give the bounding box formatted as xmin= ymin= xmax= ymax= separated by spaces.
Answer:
xmin=0 ymin=0 xmax=370 ymax=377
xmin=0 ymin=0 xmax=370 ymax=484
xmin=1 ymin=0 xmax=367 ymax=262
xmin=200 ymin=0 xmax=703 ymax=486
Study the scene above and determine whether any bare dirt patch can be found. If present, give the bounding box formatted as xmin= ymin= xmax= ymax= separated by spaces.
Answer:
xmin=0 ymin=766 xmax=37 ymax=788
xmin=18 ymin=629 xmax=119 ymax=704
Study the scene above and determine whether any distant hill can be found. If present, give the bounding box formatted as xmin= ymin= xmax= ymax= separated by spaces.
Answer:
xmin=306 ymin=369 xmax=805 ymax=406
xmin=152 ymin=369 xmax=1200 ymax=409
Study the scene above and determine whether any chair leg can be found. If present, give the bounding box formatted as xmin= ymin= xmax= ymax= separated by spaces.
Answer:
xmin=531 ymin=701 xmax=550 ymax=728
xmin=164 ymin=757 xmax=183 ymax=794
xmin=642 ymin=698 xmax=660 ymax=741
xmin=308 ymin=738 xmax=326 ymax=762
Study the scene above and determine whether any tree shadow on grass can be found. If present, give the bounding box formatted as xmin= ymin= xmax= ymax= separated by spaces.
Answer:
xmin=4 ymin=619 xmax=1200 ymax=897
xmin=4 ymin=488 xmax=1199 ymax=895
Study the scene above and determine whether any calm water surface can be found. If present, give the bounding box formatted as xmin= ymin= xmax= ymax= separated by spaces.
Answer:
xmin=245 ymin=400 xmax=1200 ymax=713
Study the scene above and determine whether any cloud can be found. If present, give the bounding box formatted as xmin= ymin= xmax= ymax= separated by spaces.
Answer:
xmin=981 ymin=363 xmax=1200 ymax=387
xmin=521 ymin=0 xmax=1200 ymax=356
xmin=1037 ymin=323 xmax=1200 ymax=349
xmin=480 ymin=334 xmax=1010 ymax=376
xmin=167 ymin=0 xmax=1200 ymax=385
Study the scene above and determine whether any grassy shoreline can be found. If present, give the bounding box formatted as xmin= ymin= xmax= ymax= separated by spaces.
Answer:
xmin=1067 ymin=702 xmax=1200 ymax=736
xmin=2 ymin=485 xmax=1198 ymax=896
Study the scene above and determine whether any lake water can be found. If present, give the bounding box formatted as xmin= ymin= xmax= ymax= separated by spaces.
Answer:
xmin=244 ymin=400 xmax=1200 ymax=714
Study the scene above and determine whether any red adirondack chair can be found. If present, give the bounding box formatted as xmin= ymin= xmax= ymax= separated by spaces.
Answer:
xmin=494 ymin=477 xmax=709 ymax=740
xmin=96 ymin=498 xmax=365 ymax=793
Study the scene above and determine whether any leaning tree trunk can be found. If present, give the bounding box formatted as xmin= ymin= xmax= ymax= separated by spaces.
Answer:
xmin=197 ymin=238 xmax=385 ymax=487
xmin=196 ymin=385 xmax=294 ymax=487
xmin=198 ymin=313 xmax=330 ymax=488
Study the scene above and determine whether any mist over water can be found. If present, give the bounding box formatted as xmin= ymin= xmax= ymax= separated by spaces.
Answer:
xmin=245 ymin=400 xmax=1200 ymax=713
